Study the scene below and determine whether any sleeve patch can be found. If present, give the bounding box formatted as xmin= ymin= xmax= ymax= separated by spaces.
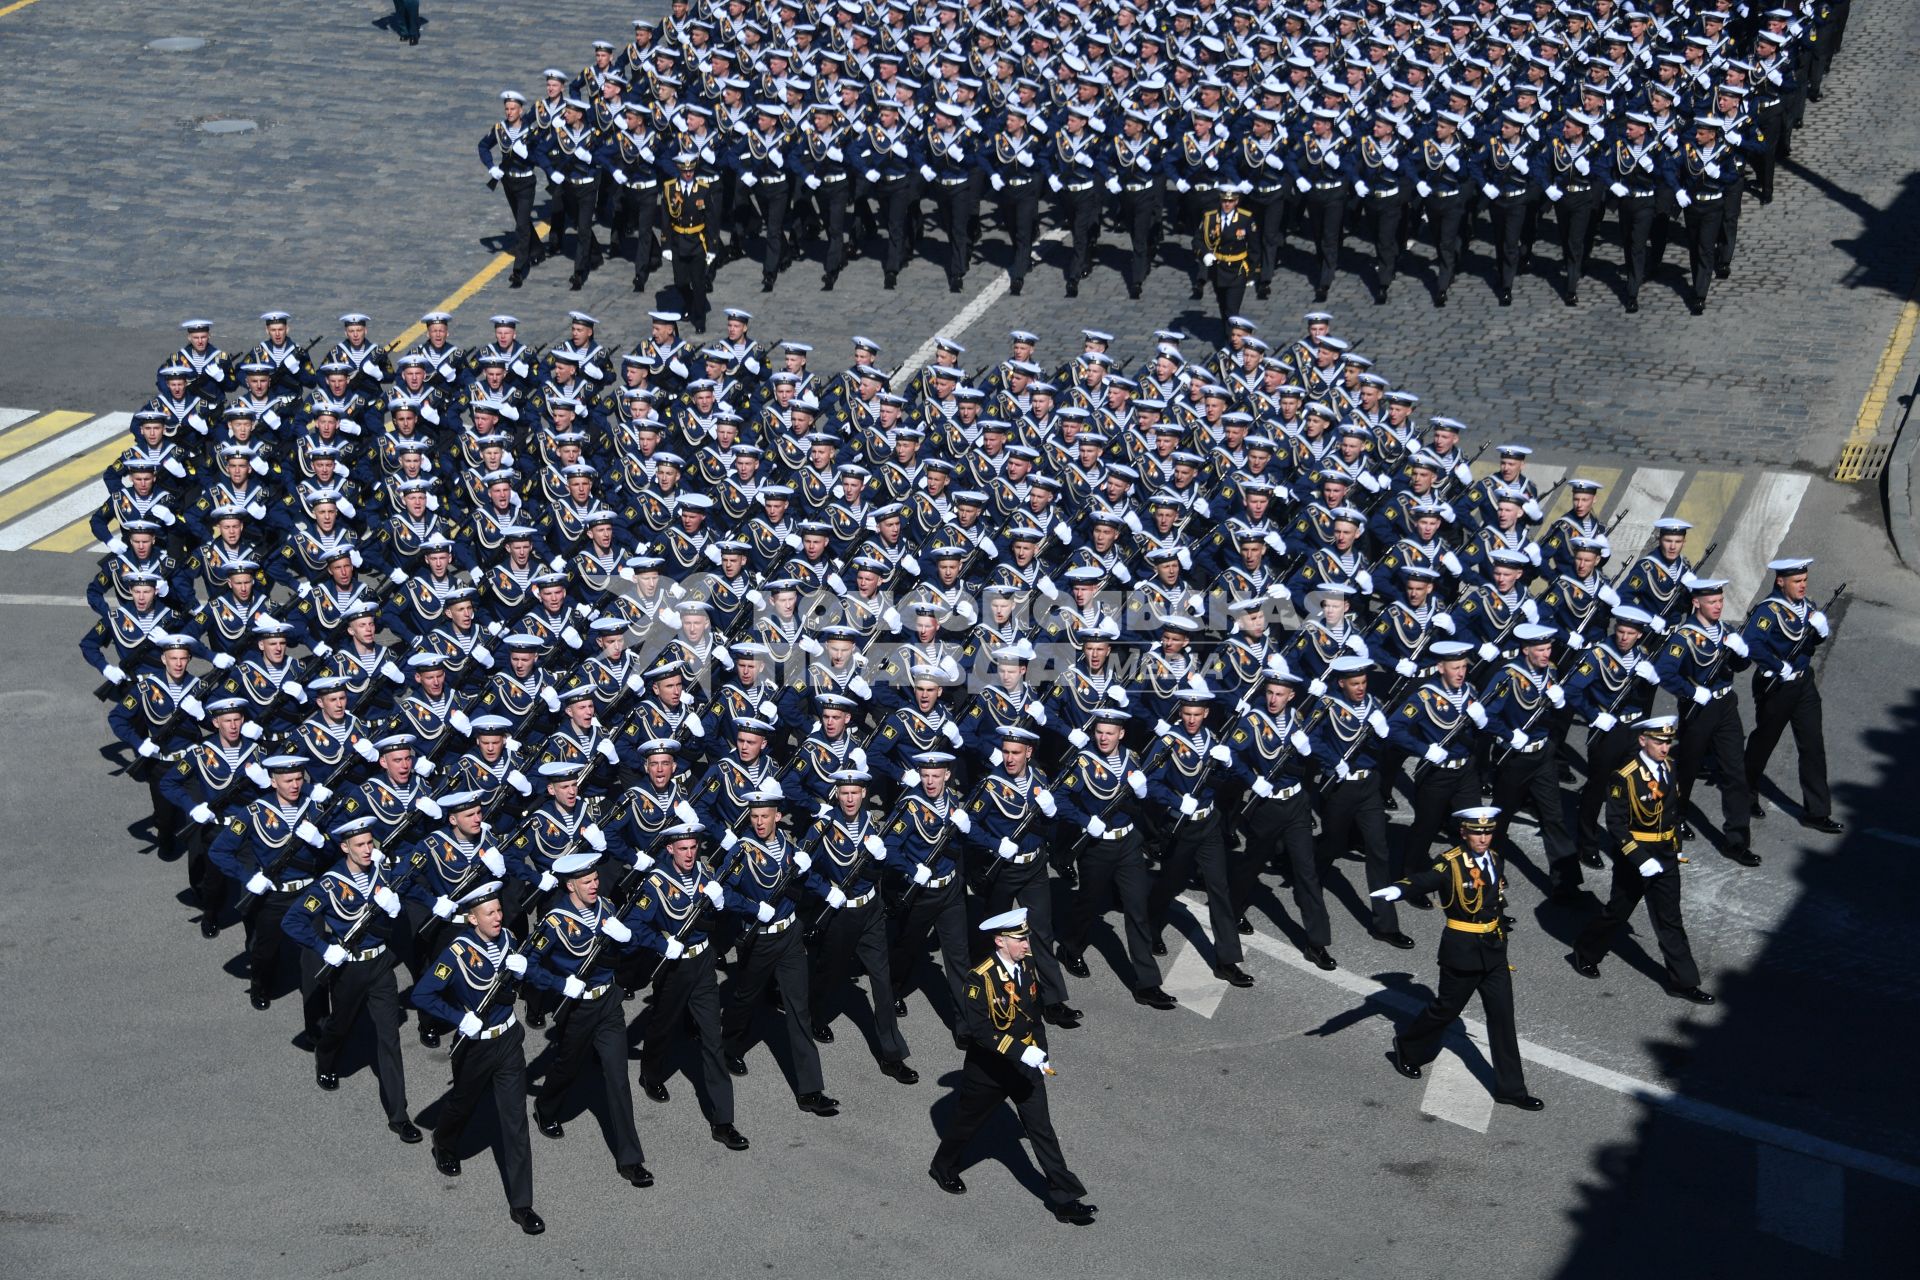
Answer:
xmin=433 ymin=963 xmax=452 ymax=979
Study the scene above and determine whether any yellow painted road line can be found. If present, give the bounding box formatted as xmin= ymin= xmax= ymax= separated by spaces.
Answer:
xmin=0 ymin=410 xmax=91 ymax=463
xmin=30 ymin=516 xmax=104 ymax=554
xmin=1668 ymin=469 xmax=1744 ymax=554
xmin=385 ymin=221 xmax=553 ymax=353
xmin=1547 ymin=464 xmax=1621 ymax=526
xmin=0 ymin=0 xmax=49 ymax=18
xmin=1834 ymin=278 xmax=1920 ymax=482
xmin=0 ymin=436 xmax=127 ymax=526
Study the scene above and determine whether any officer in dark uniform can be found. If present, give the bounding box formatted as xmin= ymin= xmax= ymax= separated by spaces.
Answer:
xmin=605 ymin=100 xmax=665 ymax=292
xmin=1564 ymin=607 xmax=1661 ymax=867
xmin=280 ymin=815 xmax=417 ymax=1139
xmin=1196 ymin=183 xmax=1256 ymax=330
xmin=1741 ymin=557 xmax=1842 ymax=833
xmin=412 ymin=881 xmax=546 ymax=1234
xmin=1373 ymin=807 xmax=1544 ymax=1111
xmin=928 ymin=908 xmax=1096 ymax=1226
xmin=1569 ymin=717 xmax=1715 ymax=1003
xmin=525 ymin=851 xmax=653 ymax=1188
xmin=663 ymin=151 xmax=717 ymax=331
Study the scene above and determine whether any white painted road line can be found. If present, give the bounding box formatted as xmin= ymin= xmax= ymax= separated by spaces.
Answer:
xmin=894 ymin=228 xmax=1070 ymax=382
xmin=1865 ymin=827 xmax=1920 ymax=849
xmin=1756 ymin=1144 xmax=1845 ymax=1258
xmin=0 ymin=408 xmax=36 ymax=435
xmin=1604 ymin=466 xmax=1685 ymax=566
xmin=0 ymin=412 xmax=129 ymax=494
xmin=1227 ymin=910 xmax=1920 ymax=1190
xmin=0 ymin=479 xmax=106 ymax=551
xmin=1719 ymin=472 xmax=1813 ymax=613
xmin=0 ymin=592 xmax=91 ymax=607
xmin=1162 ymin=906 xmax=1226 ymax=1019
xmin=1420 ymin=1043 xmax=1495 ymax=1133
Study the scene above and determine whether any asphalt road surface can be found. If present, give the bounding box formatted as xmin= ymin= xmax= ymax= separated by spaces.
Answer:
xmin=1 ymin=0 xmax=1917 ymax=1275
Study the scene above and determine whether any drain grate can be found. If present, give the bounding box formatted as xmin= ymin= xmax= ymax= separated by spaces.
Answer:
xmin=1831 ymin=439 xmax=1895 ymax=483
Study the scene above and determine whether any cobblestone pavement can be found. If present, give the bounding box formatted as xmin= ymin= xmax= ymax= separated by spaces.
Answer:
xmin=2 ymin=0 xmax=1918 ymax=470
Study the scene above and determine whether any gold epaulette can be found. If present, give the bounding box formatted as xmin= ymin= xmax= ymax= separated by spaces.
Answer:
xmin=971 ymin=957 xmax=998 ymax=977
xmin=1614 ymin=758 xmax=1641 ymax=780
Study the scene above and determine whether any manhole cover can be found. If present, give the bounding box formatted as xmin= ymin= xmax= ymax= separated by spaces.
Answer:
xmin=147 ymin=36 xmax=207 ymax=51
xmin=198 ymin=118 xmax=258 ymax=134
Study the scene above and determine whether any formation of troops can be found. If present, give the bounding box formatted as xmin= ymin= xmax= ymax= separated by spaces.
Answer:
xmin=478 ymin=0 xmax=1851 ymax=317
xmin=78 ymin=305 xmax=1843 ymax=1232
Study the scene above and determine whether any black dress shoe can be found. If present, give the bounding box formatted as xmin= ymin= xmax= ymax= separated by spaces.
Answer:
xmin=892 ymin=998 xmax=909 ymax=1018
xmin=1236 ymin=915 xmax=1254 ymax=936
xmin=811 ymin=1022 xmax=835 ymax=1044
xmin=710 ymin=1123 xmax=750 ymax=1151
xmin=1434 ymin=289 xmax=1448 ymax=308
xmin=1042 ymin=1001 xmax=1082 ymax=1029
xmin=536 ymin=1115 xmax=564 ymax=1139
xmin=1382 ymin=793 xmax=1400 ymax=812
xmin=1374 ymin=287 xmax=1388 ymax=305
xmin=1065 ymin=280 xmax=1079 ymax=298
xmin=1494 ymin=1093 xmax=1545 ymax=1112
xmin=1304 ymin=945 xmax=1337 ymax=971
xmin=1213 ymin=964 xmax=1255 ymax=988
xmin=1801 ymin=815 xmax=1844 ymax=834
xmin=1687 ymin=296 xmax=1705 ymax=316
xmin=1189 ymin=282 xmax=1205 ymax=300
xmin=1009 ymin=277 xmax=1023 ymax=296
xmin=1057 ymin=947 xmax=1091 ymax=978
xmin=525 ymin=1010 xmax=546 ymax=1029
xmin=762 ymin=276 xmax=776 ymax=293
xmin=1127 ymin=284 xmax=1141 ymax=299
xmin=1151 ymin=936 xmax=1168 ymax=957
xmin=1677 ymin=820 xmax=1695 ymax=843
xmin=200 ymin=919 xmax=220 ymax=938
xmin=1714 ymin=264 xmax=1731 ymax=280
xmin=1750 ymin=798 xmax=1766 ymax=820
xmin=433 ymin=1147 xmax=461 ymax=1177
xmin=418 ymin=1025 xmax=441 ymax=1048
xmin=620 ymin=1163 xmax=654 ymax=1187
xmin=1722 ymin=844 xmax=1762 ymax=868
xmin=1669 ymin=985 xmax=1715 ymax=1005
xmin=948 ymin=277 xmax=963 ymax=293
xmin=1133 ymin=986 xmax=1178 ymax=1010
xmin=724 ymin=1053 xmax=748 ymax=1077
xmin=1550 ymin=882 xmax=1585 ymax=905
xmin=316 ymin=1071 xmax=339 ymax=1091
xmin=389 ymin=1119 xmax=422 ymax=1144
xmin=1389 ymin=1040 xmax=1422 ymax=1079
xmin=509 ymin=272 xmax=526 ymax=289
xmin=1579 ymin=850 xmax=1604 ymax=870
xmin=1256 ymin=283 xmax=1272 ymax=301
xmin=1313 ymin=288 xmax=1329 ymax=303
xmin=249 ymin=992 xmax=271 ymax=1011
xmin=1624 ymin=297 xmax=1639 ymax=313
xmin=1567 ymin=952 xmax=1601 ymax=979
xmin=796 ymin=1091 xmax=840 ymax=1116
xmin=568 ymin=273 xmax=585 ymax=291
xmin=510 ymin=1207 xmax=545 ymax=1235
xmin=929 ymin=1164 xmax=967 ymax=1195
xmin=1564 ymin=289 xmax=1579 ymax=306
xmin=884 ymin=272 xmax=897 ymax=290
xmin=1371 ymin=929 xmax=1416 ymax=950
xmin=1051 ymin=1200 xmax=1098 ymax=1225
xmin=1498 ymin=291 xmax=1512 ymax=306
xmin=879 ymin=1059 xmax=919 ymax=1085
xmin=822 ymin=271 xmax=837 ymax=291
xmin=642 ymin=1079 xmax=670 ymax=1103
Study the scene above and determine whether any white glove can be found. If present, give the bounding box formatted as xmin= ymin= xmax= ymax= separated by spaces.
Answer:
xmin=1545 ymin=685 xmax=1566 ymax=709
xmin=582 ymin=823 xmax=607 ymax=852
xmin=1209 ymin=743 xmax=1232 ymax=765
xmin=354 ymin=738 xmax=379 ymax=762
xmin=1251 ymin=777 xmax=1275 ymax=799
xmin=1034 ymin=788 xmax=1057 ymax=817
xmin=1020 ymin=1045 xmax=1049 ymax=1070
xmin=373 ymin=886 xmax=400 ymax=917
xmin=1724 ymin=633 xmax=1749 ymax=658
xmin=1370 ymin=885 xmax=1402 ymax=902
xmin=508 ymin=769 xmax=531 ymax=796
xmin=388 ymin=568 xmax=410 ymax=587
xmin=849 ymin=677 xmax=872 ymax=700
xmin=662 ymin=936 xmax=685 ymax=961
xmin=282 ymin=679 xmax=306 ymax=701
xmin=1545 ymin=184 xmax=1563 ymax=202
xmin=539 ymin=685 xmax=561 ymax=713
xmin=864 ymin=168 xmax=881 ymax=183
xmin=431 ymin=894 xmax=457 ymax=919
xmin=1178 ymin=795 xmax=1199 ymax=818
xmin=381 ymin=661 xmax=405 ymax=684
xmin=1692 ymin=684 xmax=1713 ymax=706
xmin=912 ymin=862 xmax=932 ymax=886
xmin=596 ymin=739 xmax=619 ymax=765
xmin=1704 ymin=162 xmax=1721 ymax=179
xmin=1598 ymin=585 xmax=1622 ymax=608
xmin=310 ymin=784 xmax=333 ymax=806
xmin=1610 ymin=181 xmax=1629 ymax=198
xmin=826 ymin=146 xmax=843 ymax=162
xmin=1109 ymin=687 xmax=1131 ymax=709
xmin=720 ymin=829 xmax=739 ymax=852
xmin=1203 ymin=253 xmax=1217 ymax=268
xmin=1085 ymin=815 xmax=1108 ymax=838
xmin=1395 ymin=659 xmax=1418 ymax=679
xmin=1416 ymin=179 xmax=1433 ymax=197
xmin=458 ymin=1012 xmax=484 ymax=1038
xmin=1068 ymin=728 xmax=1089 ymax=750
xmin=137 ymin=738 xmax=160 ymax=759
xmin=1482 ymin=181 xmax=1500 ymax=199
xmin=536 ymin=870 xmax=557 ymax=893
xmin=1366 ymin=710 xmax=1388 ymax=738
xmin=1675 ymin=188 xmax=1692 ymax=208
xmin=449 ymin=710 xmax=472 ymax=737
xmin=416 ymin=795 xmax=444 ymax=820
xmin=1478 ymin=642 xmax=1499 ymax=663
xmin=890 ymin=141 xmax=908 ymax=159
xmin=480 ymin=847 xmax=506 ymax=877
xmin=941 ymin=720 xmax=963 ymax=747
xmin=245 ymin=761 xmax=270 ymax=786
xmin=562 ymin=975 xmax=588 ymax=999
xmin=1294 ymin=175 xmax=1311 ymax=193
xmin=1508 ymin=728 xmax=1529 ymax=750
xmin=1810 ymin=611 xmax=1829 ymax=638
xmin=1383 ymin=155 xmax=1400 ymax=171
xmin=323 ymin=943 xmax=348 ymax=967
xmin=1464 ymin=701 xmax=1488 ymax=729
xmin=996 ymin=837 xmax=1019 ymax=859
xmin=244 ymin=871 xmax=273 ymax=895
xmin=825 ymin=885 xmax=848 ymax=909
xmin=102 ymin=663 xmax=128 ymax=685
xmin=1638 ymin=856 xmax=1663 ymax=878
xmin=1048 ymin=174 xmax=1063 ymax=192
xmin=1354 ymin=180 xmax=1371 ymax=199
xmin=1592 ymin=712 xmax=1618 ymax=733
xmin=1424 ymin=743 xmax=1449 ymax=765
xmin=684 ymin=713 xmax=705 ymax=737
xmin=213 ymin=652 xmax=236 ymax=670
xmin=1566 ymin=633 xmax=1587 ymax=650
xmin=699 ymin=880 xmax=724 ymax=909
xmin=806 ymin=174 xmax=822 ymax=190
xmin=1574 ymin=157 xmax=1591 ymax=176
xmin=560 ymin=626 xmax=583 ymax=648
xmin=600 ymin=915 xmax=631 ymax=942
xmin=1017 ymin=153 xmax=1034 ymax=169
xmin=741 ymin=171 xmax=759 ymax=187
xmin=297 ymin=819 xmax=324 ymax=846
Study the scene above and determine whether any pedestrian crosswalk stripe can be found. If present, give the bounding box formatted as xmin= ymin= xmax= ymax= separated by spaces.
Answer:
xmin=0 ymin=413 xmax=131 ymax=496
xmin=0 ymin=477 xmax=111 ymax=552
xmin=1542 ymin=465 xmax=1623 ymax=526
xmin=31 ymin=512 xmax=107 ymax=554
xmin=0 ymin=417 xmax=132 ymax=543
xmin=1670 ymin=469 xmax=1745 ymax=555
xmin=1600 ymin=466 xmax=1685 ymax=568
xmin=1719 ymin=472 xmax=1812 ymax=612
xmin=0 ymin=406 xmax=60 ymax=448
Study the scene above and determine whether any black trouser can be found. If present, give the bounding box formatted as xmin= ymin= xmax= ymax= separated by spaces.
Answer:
xmin=1404 ymin=760 xmax=1481 ymax=882
xmin=886 ymin=873 xmax=970 ymax=1010
xmin=1717 ymin=178 xmax=1744 ymax=274
xmin=1064 ymin=826 xmax=1161 ymax=989
xmin=1212 ymin=270 xmax=1249 ymax=328
xmin=814 ymin=177 xmax=850 ymax=276
xmin=313 ymin=952 xmax=410 ymax=1123
xmin=1359 ymin=191 xmax=1408 ymax=290
xmin=610 ymin=182 xmax=660 ymax=280
xmin=976 ymin=854 xmax=1068 ymax=1004
xmin=535 ymin=988 xmax=644 ymax=1168
xmin=1490 ymin=746 xmax=1579 ymax=890
xmin=638 ymin=945 xmax=732 ymax=1124
xmin=1554 ymin=187 xmax=1601 ymax=291
xmin=1395 ymin=950 xmax=1528 ymax=1096
xmin=1118 ymin=186 xmax=1162 ymax=289
xmin=1683 ymin=197 xmax=1727 ymax=303
xmin=809 ymin=897 xmax=908 ymax=1061
xmin=147 ymin=777 xmax=182 ymax=856
xmin=876 ymin=176 xmax=913 ymax=274
xmin=1578 ymin=724 xmax=1639 ymax=856
xmin=1752 ymin=105 xmax=1786 ymax=198
xmin=1318 ymin=773 xmax=1395 ymax=931
xmin=1147 ymin=808 xmax=1241 ymax=967
xmin=555 ymin=177 xmax=599 ymax=271
xmin=500 ymin=174 xmax=537 ymax=277
xmin=186 ymin=822 xmax=228 ymax=919
xmin=1676 ymin=693 xmax=1751 ymax=843
xmin=1745 ymin=674 xmax=1830 ymax=819
xmin=248 ymin=889 xmax=323 ymax=1033
xmin=1244 ymin=789 xmax=1325 ymax=945
xmin=1488 ymin=193 xmax=1532 ymax=293
xmin=723 ymin=922 xmax=825 ymax=1095
xmin=1300 ymin=186 xmax=1347 ymax=292
xmin=1244 ymin=185 xmax=1292 ymax=285
xmin=932 ymin=1047 xmax=1086 ymax=1204
xmin=998 ymin=179 xmax=1041 ymax=283
xmin=669 ymin=234 xmax=711 ymax=327
xmin=1058 ymin=183 xmax=1102 ymax=283
xmin=1574 ymin=856 xmax=1700 ymax=988
xmin=1615 ymin=192 xmax=1660 ymax=302
xmin=750 ymin=179 xmax=792 ymax=279
xmin=1425 ymin=191 xmax=1469 ymax=292
xmin=435 ymin=1022 xmax=533 ymax=1209
xmin=932 ymin=178 xmax=978 ymax=283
